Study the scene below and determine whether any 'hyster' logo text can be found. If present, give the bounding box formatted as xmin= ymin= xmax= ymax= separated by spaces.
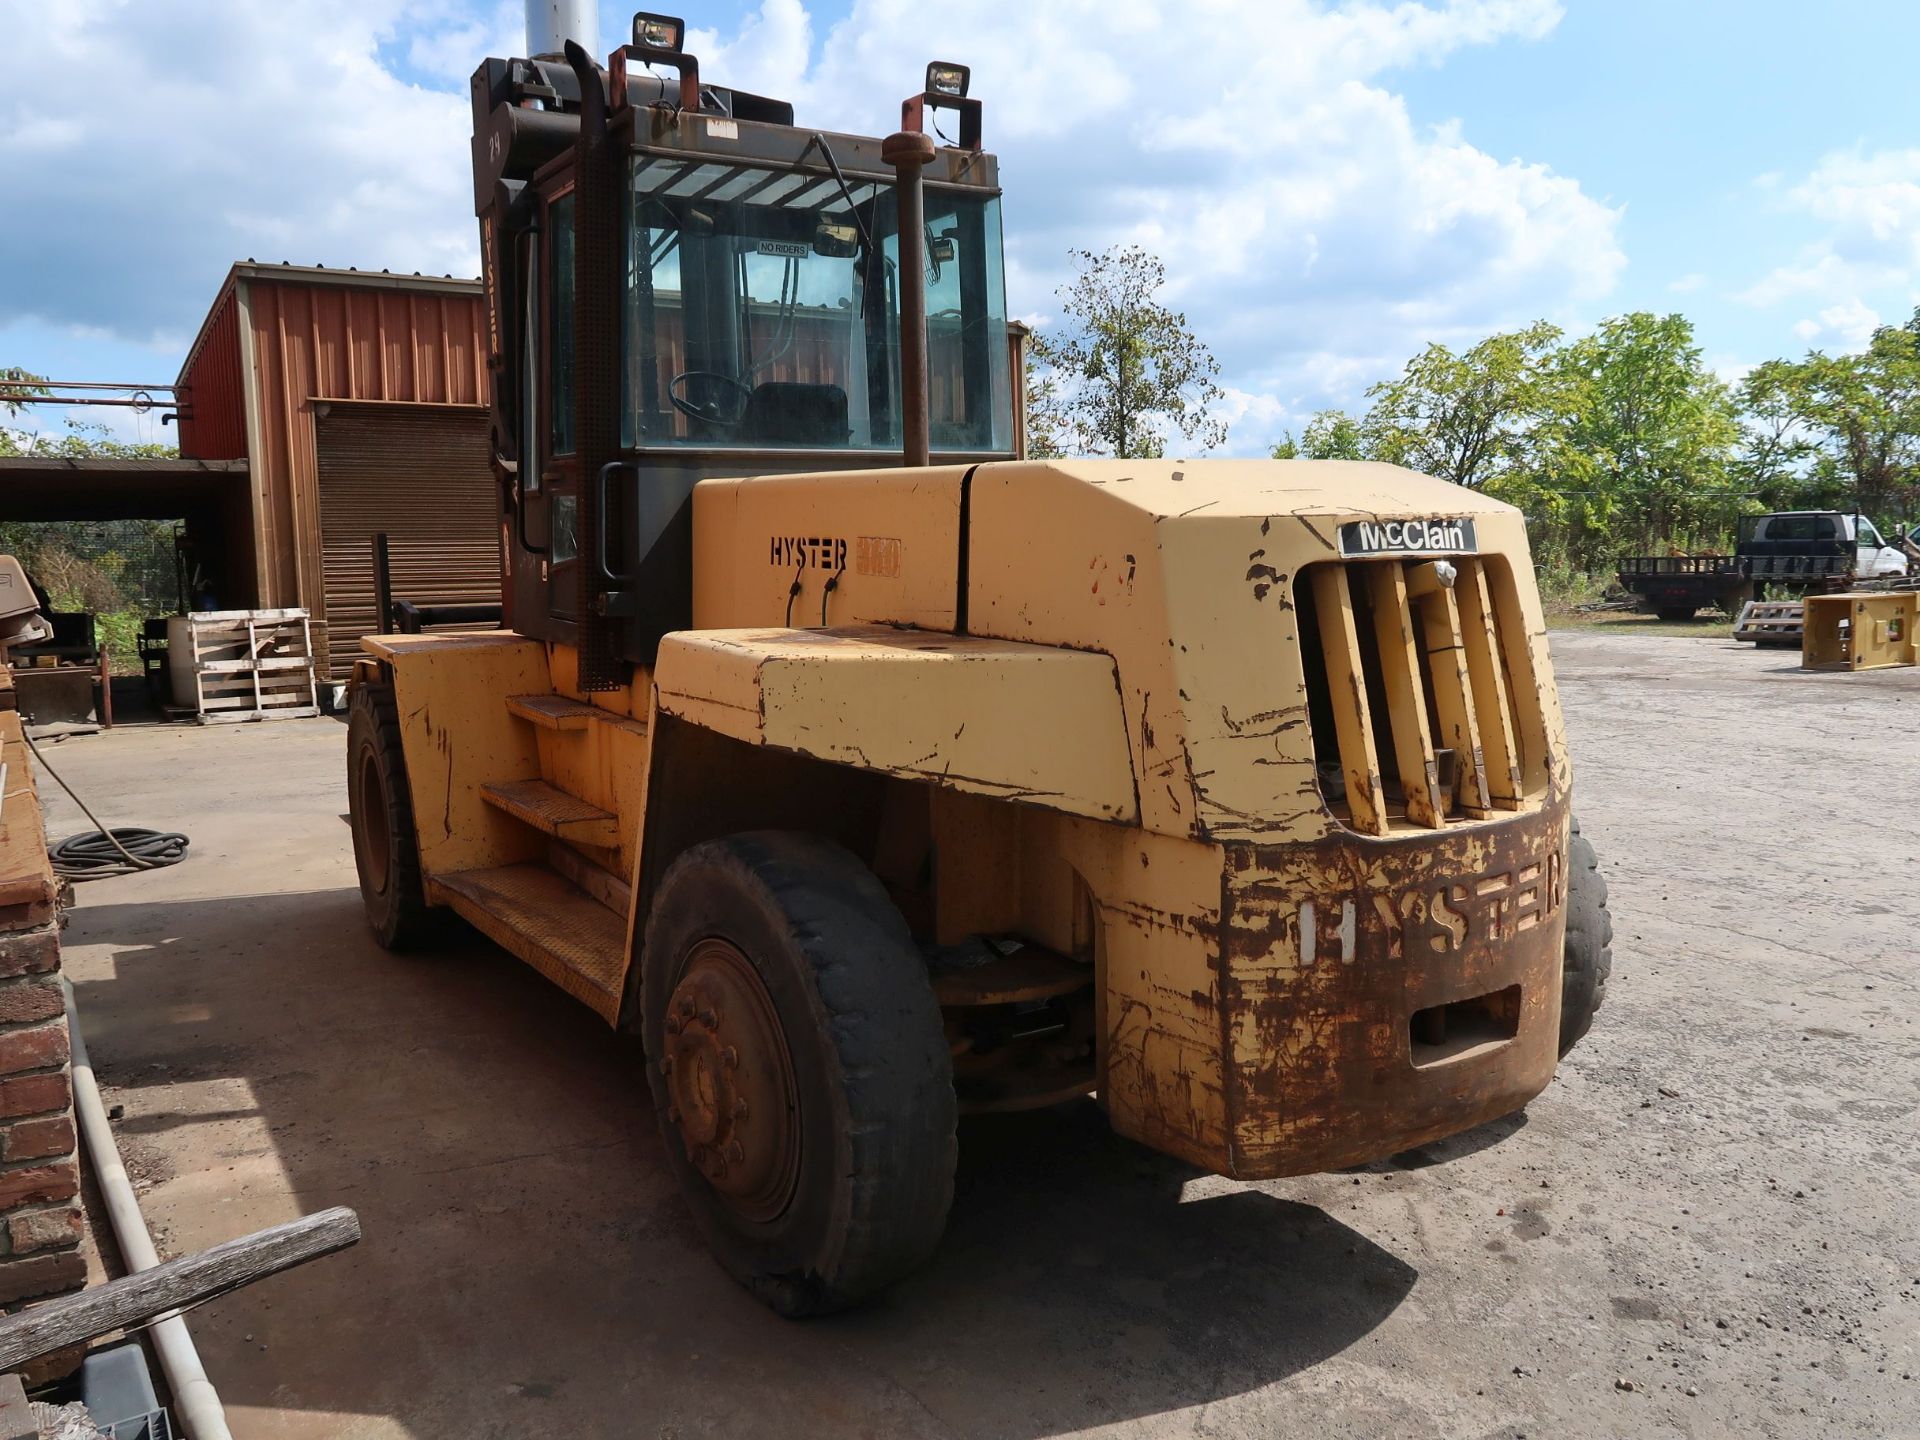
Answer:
xmin=770 ymin=535 xmax=848 ymax=570
xmin=1339 ymin=517 xmax=1477 ymax=555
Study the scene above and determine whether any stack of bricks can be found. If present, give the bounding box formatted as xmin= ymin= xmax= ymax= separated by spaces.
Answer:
xmin=0 ymin=671 xmax=89 ymax=1307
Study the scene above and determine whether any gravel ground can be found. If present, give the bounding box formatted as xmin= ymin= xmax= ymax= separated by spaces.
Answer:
xmin=37 ymin=629 xmax=1920 ymax=1439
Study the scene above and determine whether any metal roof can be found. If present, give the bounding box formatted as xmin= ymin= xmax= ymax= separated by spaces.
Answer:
xmin=0 ymin=456 xmax=249 ymax=521
xmin=176 ymin=262 xmax=482 ymax=392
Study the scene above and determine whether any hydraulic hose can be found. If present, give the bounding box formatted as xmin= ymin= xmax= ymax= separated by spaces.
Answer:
xmin=20 ymin=732 xmax=189 ymax=881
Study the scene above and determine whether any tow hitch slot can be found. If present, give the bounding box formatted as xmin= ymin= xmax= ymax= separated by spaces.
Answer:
xmin=1409 ymin=984 xmax=1521 ymax=1067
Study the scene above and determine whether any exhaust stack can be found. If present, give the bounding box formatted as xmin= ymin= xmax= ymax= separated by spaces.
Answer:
xmin=526 ymin=0 xmax=595 ymax=59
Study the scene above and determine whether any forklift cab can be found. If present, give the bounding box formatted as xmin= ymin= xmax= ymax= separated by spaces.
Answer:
xmin=476 ymin=21 xmax=1016 ymax=681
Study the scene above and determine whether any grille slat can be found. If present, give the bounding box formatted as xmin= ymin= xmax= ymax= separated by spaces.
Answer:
xmin=1298 ymin=553 xmax=1542 ymax=833
xmin=1409 ymin=566 xmax=1493 ymax=818
xmin=1454 ymin=558 xmax=1524 ymax=810
xmin=1308 ymin=566 xmax=1390 ymax=835
xmin=1361 ymin=563 xmax=1445 ymax=828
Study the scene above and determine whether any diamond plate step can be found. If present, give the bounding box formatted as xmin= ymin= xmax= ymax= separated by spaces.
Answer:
xmin=506 ymin=694 xmax=599 ymax=730
xmin=479 ymin=779 xmax=620 ymax=846
xmin=429 ymin=863 xmax=626 ymax=1020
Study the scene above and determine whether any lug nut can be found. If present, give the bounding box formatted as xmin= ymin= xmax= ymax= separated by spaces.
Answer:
xmin=664 ymin=1014 xmax=682 ymax=1035
xmin=678 ymin=995 xmax=695 ymax=1017
xmin=659 ymin=1055 xmax=674 ymax=1075
xmin=666 ymin=1105 xmax=680 ymax=1124
xmin=732 ymin=1097 xmax=749 ymax=1118
xmin=726 ymin=1140 xmax=745 ymax=1163
xmin=698 ymin=1008 xmax=719 ymax=1028
xmin=720 ymin=1045 xmax=739 ymax=1069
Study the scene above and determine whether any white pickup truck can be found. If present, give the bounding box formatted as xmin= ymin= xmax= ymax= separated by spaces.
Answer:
xmin=1739 ymin=511 xmax=1910 ymax=590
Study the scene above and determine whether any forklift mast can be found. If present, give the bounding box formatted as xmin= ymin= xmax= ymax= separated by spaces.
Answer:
xmin=469 ymin=16 xmax=1014 ymax=686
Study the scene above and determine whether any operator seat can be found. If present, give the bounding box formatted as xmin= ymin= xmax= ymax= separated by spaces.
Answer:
xmin=740 ymin=382 xmax=850 ymax=447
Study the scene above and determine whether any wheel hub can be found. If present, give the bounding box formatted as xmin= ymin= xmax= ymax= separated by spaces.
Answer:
xmin=662 ymin=939 xmax=799 ymax=1223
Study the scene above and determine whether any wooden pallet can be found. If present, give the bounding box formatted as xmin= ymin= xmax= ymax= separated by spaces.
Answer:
xmin=177 ymin=609 xmax=320 ymax=724
xmin=1732 ymin=600 xmax=1804 ymax=646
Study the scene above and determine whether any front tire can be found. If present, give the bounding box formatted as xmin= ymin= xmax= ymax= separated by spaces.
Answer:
xmin=346 ymin=678 xmax=437 ymax=950
xmin=642 ymin=832 xmax=956 ymax=1317
xmin=1559 ymin=816 xmax=1613 ymax=1056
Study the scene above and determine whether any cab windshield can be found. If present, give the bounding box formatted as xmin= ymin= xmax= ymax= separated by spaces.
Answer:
xmin=620 ymin=153 xmax=1012 ymax=453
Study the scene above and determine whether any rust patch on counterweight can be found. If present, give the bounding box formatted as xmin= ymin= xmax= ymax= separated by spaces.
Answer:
xmin=1215 ymin=801 xmax=1568 ymax=1178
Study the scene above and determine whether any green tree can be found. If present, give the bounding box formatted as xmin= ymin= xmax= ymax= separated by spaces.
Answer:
xmin=1360 ymin=322 xmax=1576 ymax=490
xmin=1552 ymin=312 xmax=1741 ymax=567
xmin=1765 ymin=317 xmax=1920 ymax=525
xmin=1 ymin=369 xmax=49 ymax=418
xmin=1271 ymin=409 xmax=1366 ymax=460
xmin=1732 ymin=359 xmax=1820 ymax=511
xmin=1028 ymin=245 xmax=1227 ymax=458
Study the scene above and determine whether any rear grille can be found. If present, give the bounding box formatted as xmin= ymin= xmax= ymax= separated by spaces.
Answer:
xmin=1295 ymin=557 xmax=1545 ymax=834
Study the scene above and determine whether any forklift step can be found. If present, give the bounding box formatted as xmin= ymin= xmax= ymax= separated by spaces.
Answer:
xmin=429 ymin=863 xmax=627 ymax=1020
xmin=479 ymin=779 xmax=620 ymax=846
xmin=505 ymin=693 xmax=651 ymax=736
xmin=506 ymin=694 xmax=600 ymax=730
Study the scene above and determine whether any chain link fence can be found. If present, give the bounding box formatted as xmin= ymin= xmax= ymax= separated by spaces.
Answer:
xmin=0 ymin=519 xmax=182 ymax=668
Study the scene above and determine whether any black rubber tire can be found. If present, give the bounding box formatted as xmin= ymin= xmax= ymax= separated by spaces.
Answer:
xmin=345 ymin=679 xmax=438 ymax=951
xmin=1654 ymin=605 xmax=1697 ymax=622
xmin=641 ymin=832 xmax=957 ymax=1317
xmin=1559 ymin=816 xmax=1613 ymax=1057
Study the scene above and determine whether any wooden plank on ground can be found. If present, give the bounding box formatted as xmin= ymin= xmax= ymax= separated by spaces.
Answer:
xmin=0 ymin=1208 xmax=360 ymax=1370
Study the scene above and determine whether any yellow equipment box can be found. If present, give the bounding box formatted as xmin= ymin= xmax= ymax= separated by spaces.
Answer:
xmin=1802 ymin=592 xmax=1918 ymax=671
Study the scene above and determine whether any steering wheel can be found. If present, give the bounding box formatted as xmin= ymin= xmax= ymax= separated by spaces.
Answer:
xmin=668 ymin=371 xmax=755 ymax=428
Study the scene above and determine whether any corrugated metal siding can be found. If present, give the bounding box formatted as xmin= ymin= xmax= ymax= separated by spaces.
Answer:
xmin=175 ymin=286 xmax=247 ymax=460
xmin=245 ymin=278 xmax=489 ymax=617
xmin=314 ymin=403 xmax=499 ymax=678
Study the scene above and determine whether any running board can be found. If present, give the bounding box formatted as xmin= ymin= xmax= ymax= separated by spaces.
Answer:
xmin=428 ymin=863 xmax=627 ymax=1023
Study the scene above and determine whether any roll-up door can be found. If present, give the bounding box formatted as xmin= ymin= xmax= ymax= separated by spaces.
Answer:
xmin=314 ymin=402 xmax=498 ymax=677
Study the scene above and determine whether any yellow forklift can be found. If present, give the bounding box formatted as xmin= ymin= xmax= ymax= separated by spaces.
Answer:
xmin=347 ymin=12 xmax=1612 ymax=1315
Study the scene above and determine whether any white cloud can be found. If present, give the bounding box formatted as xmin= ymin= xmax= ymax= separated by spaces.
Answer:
xmin=1791 ymin=298 xmax=1881 ymax=350
xmin=712 ymin=0 xmax=1618 ymax=453
xmin=1734 ymin=146 xmax=1920 ymax=350
xmin=0 ymin=1 xmax=485 ymax=349
xmin=1668 ymin=272 xmax=1707 ymax=294
xmin=1 ymin=0 xmax=1619 ymax=457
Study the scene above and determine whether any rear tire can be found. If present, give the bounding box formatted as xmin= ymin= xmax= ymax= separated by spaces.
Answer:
xmin=346 ymin=678 xmax=438 ymax=950
xmin=1559 ymin=816 xmax=1612 ymax=1057
xmin=642 ymin=832 xmax=956 ymax=1317
xmin=1654 ymin=605 xmax=1696 ymax=622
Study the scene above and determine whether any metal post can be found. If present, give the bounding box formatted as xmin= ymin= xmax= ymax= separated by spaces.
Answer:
xmin=372 ymin=532 xmax=392 ymax=634
xmin=525 ymin=0 xmax=594 ymax=58
xmin=882 ymin=130 xmax=937 ymax=467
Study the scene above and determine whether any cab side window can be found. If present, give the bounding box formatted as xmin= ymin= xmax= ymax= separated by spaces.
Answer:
xmin=549 ymin=193 xmax=577 ymax=456
xmin=1857 ymin=519 xmax=1884 ymax=547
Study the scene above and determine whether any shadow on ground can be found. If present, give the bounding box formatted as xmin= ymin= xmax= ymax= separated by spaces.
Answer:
xmin=67 ymin=886 xmax=1416 ymax=1438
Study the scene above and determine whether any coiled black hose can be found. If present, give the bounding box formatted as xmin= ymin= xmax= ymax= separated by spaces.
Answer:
xmin=49 ymin=827 xmax=191 ymax=880
xmin=20 ymin=731 xmax=191 ymax=881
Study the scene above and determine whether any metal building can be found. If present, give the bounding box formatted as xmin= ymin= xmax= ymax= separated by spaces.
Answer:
xmin=174 ymin=263 xmax=497 ymax=677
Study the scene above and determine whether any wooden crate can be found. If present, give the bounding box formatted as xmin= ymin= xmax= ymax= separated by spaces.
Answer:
xmin=169 ymin=609 xmax=320 ymax=724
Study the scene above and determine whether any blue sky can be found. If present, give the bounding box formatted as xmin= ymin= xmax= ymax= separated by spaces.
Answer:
xmin=7 ymin=0 xmax=1920 ymax=455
